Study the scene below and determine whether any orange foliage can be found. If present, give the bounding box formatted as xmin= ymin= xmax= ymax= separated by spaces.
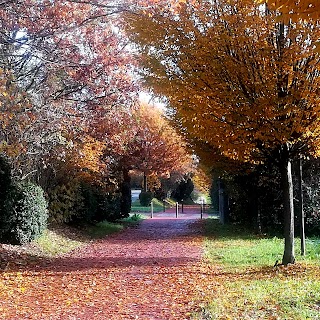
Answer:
xmin=192 ymin=167 xmax=211 ymax=194
xmin=124 ymin=0 xmax=320 ymax=164
xmin=97 ymin=102 xmax=193 ymax=178
xmin=0 ymin=69 xmax=34 ymax=159
xmin=257 ymin=0 xmax=320 ymax=21
xmin=68 ymin=135 xmax=108 ymax=184
xmin=131 ymin=103 xmax=192 ymax=175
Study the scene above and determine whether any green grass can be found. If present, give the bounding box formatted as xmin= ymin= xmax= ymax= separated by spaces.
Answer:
xmin=194 ymin=219 xmax=320 ymax=320
xmin=131 ymin=198 xmax=167 ymax=213
xmin=204 ymin=220 xmax=284 ymax=270
xmin=35 ymin=228 xmax=86 ymax=257
xmin=86 ymin=221 xmax=124 ymax=239
xmin=121 ymin=213 xmax=146 ymax=225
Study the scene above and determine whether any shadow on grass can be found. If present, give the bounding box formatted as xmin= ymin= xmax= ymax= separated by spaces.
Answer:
xmin=204 ymin=218 xmax=278 ymax=241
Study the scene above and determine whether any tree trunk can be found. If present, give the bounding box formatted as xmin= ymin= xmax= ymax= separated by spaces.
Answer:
xmin=143 ymin=172 xmax=147 ymax=192
xmin=218 ymin=179 xmax=225 ymax=224
xmin=297 ymin=158 xmax=306 ymax=256
xmin=120 ymin=169 xmax=132 ymax=217
xmin=280 ymin=156 xmax=295 ymax=265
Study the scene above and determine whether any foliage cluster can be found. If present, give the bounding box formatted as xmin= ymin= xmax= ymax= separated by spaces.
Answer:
xmin=212 ymin=157 xmax=320 ymax=236
xmin=257 ymin=0 xmax=320 ymax=21
xmin=48 ymin=182 xmax=84 ymax=224
xmin=139 ymin=191 xmax=154 ymax=207
xmin=297 ymin=158 xmax=320 ymax=235
xmin=212 ymin=163 xmax=283 ymax=234
xmin=0 ymin=180 xmax=48 ymax=245
xmin=171 ymin=178 xmax=194 ymax=202
xmin=48 ymin=180 xmax=125 ymax=225
xmin=0 ymin=0 xmax=193 ymax=241
xmin=0 ymin=156 xmax=48 ymax=244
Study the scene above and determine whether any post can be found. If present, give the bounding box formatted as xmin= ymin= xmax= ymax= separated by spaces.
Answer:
xmin=176 ymin=202 xmax=179 ymax=218
xmin=151 ymin=202 xmax=153 ymax=219
xmin=203 ymin=198 xmax=205 ymax=214
xmin=200 ymin=198 xmax=204 ymax=219
xmin=163 ymin=200 xmax=166 ymax=212
xmin=218 ymin=179 xmax=225 ymax=224
xmin=181 ymin=199 xmax=184 ymax=213
xmin=297 ymin=158 xmax=306 ymax=256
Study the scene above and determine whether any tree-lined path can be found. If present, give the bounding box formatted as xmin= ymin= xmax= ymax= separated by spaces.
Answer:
xmin=0 ymin=217 xmax=215 ymax=319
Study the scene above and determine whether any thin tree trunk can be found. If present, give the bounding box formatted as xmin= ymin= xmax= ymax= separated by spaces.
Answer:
xmin=280 ymin=156 xmax=295 ymax=265
xmin=297 ymin=158 xmax=306 ymax=256
xmin=120 ymin=169 xmax=132 ymax=216
xmin=143 ymin=172 xmax=147 ymax=192
xmin=218 ymin=179 xmax=225 ymax=224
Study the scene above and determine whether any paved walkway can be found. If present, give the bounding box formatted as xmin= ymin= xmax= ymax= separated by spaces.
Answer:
xmin=0 ymin=215 xmax=213 ymax=319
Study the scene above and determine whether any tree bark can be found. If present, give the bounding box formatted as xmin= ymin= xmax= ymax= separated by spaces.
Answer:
xmin=280 ymin=156 xmax=295 ymax=265
xmin=218 ymin=179 xmax=225 ymax=224
xmin=143 ymin=172 xmax=147 ymax=192
xmin=297 ymin=158 xmax=306 ymax=256
xmin=120 ymin=169 xmax=132 ymax=216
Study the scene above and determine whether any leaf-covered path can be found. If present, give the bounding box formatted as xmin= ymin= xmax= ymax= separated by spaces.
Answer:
xmin=0 ymin=216 xmax=215 ymax=319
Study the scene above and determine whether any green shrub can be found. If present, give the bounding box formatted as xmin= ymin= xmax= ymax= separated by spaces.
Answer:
xmin=48 ymin=181 xmax=84 ymax=223
xmin=100 ymin=192 xmax=123 ymax=221
xmin=139 ymin=191 xmax=154 ymax=206
xmin=172 ymin=178 xmax=194 ymax=202
xmin=68 ymin=184 xmax=125 ymax=224
xmin=0 ymin=182 xmax=48 ymax=244
xmin=0 ymin=154 xmax=11 ymax=198
xmin=76 ymin=183 xmax=99 ymax=223
xmin=48 ymin=179 xmax=129 ymax=225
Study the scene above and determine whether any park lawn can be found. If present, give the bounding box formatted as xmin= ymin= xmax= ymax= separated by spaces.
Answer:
xmin=195 ymin=219 xmax=320 ymax=320
xmin=130 ymin=198 xmax=167 ymax=213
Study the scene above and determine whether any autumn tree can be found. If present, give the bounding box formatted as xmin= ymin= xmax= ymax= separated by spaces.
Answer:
xmin=0 ymin=0 xmax=192 ymax=222
xmin=0 ymin=1 xmax=138 ymax=184
xmin=257 ymin=0 xmax=320 ymax=21
xmin=93 ymin=102 xmax=192 ymax=212
xmin=124 ymin=0 xmax=320 ymax=264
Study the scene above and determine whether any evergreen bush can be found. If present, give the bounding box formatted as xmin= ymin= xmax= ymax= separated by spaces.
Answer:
xmin=172 ymin=178 xmax=194 ymax=202
xmin=0 ymin=182 xmax=48 ymax=244
xmin=101 ymin=192 xmax=123 ymax=221
xmin=67 ymin=184 xmax=124 ymax=224
xmin=78 ymin=182 xmax=99 ymax=223
xmin=0 ymin=154 xmax=11 ymax=199
xmin=139 ymin=191 xmax=154 ymax=206
xmin=48 ymin=181 xmax=84 ymax=223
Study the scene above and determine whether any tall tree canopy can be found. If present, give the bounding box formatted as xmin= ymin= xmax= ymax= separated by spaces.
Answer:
xmin=0 ymin=1 xmax=138 ymax=182
xmin=124 ymin=0 xmax=320 ymax=264
xmin=102 ymin=103 xmax=192 ymax=178
xmin=257 ymin=0 xmax=320 ymax=21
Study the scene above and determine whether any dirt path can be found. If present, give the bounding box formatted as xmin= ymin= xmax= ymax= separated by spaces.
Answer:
xmin=0 ymin=217 xmax=214 ymax=320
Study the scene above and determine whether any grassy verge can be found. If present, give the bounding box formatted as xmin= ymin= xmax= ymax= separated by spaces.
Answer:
xmin=34 ymin=228 xmax=86 ymax=257
xmin=34 ymin=214 xmax=144 ymax=257
xmin=131 ymin=198 xmax=167 ymax=213
xmin=194 ymin=219 xmax=320 ymax=320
